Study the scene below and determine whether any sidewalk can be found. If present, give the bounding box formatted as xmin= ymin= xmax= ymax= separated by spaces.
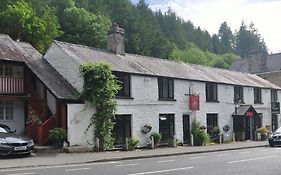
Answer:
xmin=0 ymin=141 xmax=268 ymax=169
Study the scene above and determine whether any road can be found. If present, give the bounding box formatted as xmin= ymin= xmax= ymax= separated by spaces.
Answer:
xmin=0 ymin=147 xmax=280 ymax=175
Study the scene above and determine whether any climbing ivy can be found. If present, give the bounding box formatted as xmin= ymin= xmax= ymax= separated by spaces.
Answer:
xmin=80 ymin=63 xmax=120 ymax=151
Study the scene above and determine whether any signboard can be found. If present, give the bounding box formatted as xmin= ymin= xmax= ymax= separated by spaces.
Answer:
xmin=245 ymin=111 xmax=253 ymax=117
xmin=189 ymin=95 xmax=199 ymax=111
xmin=271 ymin=102 xmax=280 ymax=114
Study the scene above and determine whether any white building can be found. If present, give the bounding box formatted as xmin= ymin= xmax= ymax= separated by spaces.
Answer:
xmin=43 ymin=26 xmax=281 ymax=147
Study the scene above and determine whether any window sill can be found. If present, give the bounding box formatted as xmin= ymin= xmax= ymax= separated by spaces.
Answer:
xmin=116 ymin=96 xmax=134 ymax=100
xmin=205 ymin=100 xmax=220 ymax=103
xmin=158 ymin=98 xmax=177 ymax=101
xmin=254 ymin=102 xmax=263 ymax=104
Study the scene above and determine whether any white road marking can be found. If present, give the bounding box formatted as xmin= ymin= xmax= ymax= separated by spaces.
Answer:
xmin=189 ymin=156 xmax=205 ymax=160
xmin=228 ymin=155 xmax=278 ymax=164
xmin=8 ymin=173 xmax=35 ymax=175
xmin=127 ymin=167 xmax=194 ymax=175
xmin=65 ymin=167 xmax=91 ymax=172
xmin=216 ymin=154 xmax=230 ymax=157
xmin=116 ymin=164 xmax=137 ymax=167
xmin=0 ymin=161 xmax=118 ymax=172
xmin=157 ymin=159 xmax=175 ymax=163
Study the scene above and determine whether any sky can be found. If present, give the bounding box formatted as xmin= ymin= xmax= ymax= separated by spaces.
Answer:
xmin=131 ymin=0 xmax=281 ymax=54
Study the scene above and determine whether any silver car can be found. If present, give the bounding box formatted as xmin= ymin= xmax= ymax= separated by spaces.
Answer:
xmin=0 ymin=124 xmax=34 ymax=156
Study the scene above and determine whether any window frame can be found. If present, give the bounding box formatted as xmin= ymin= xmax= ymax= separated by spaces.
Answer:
xmin=0 ymin=101 xmax=14 ymax=121
xmin=0 ymin=65 xmax=13 ymax=76
xmin=206 ymin=113 xmax=218 ymax=134
xmin=158 ymin=77 xmax=175 ymax=100
xmin=254 ymin=88 xmax=262 ymax=104
xmin=115 ymin=72 xmax=131 ymax=98
xmin=234 ymin=86 xmax=244 ymax=103
xmin=271 ymin=89 xmax=278 ymax=102
xmin=205 ymin=82 xmax=218 ymax=102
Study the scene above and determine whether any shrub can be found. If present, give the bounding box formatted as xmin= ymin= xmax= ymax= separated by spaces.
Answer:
xmin=49 ymin=128 xmax=67 ymax=141
xmin=191 ymin=120 xmax=209 ymax=146
xmin=128 ymin=137 xmax=139 ymax=150
xmin=150 ymin=132 xmax=161 ymax=146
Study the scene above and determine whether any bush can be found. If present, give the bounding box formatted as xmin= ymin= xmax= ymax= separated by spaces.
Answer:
xmin=128 ymin=137 xmax=139 ymax=150
xmin=150 ymin=132 xmax=161 ymax=146
xmin=49 ymin=128 xmax=67 ymax=141
xmin=191 ymin=120 xmax=209 ymax=146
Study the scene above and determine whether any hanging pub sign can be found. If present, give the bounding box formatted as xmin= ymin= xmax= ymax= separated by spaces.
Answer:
xmin=271 ymin=102 xmax=280 ymax=114
xmin=189 ymin=95 xmax=199 ymax=111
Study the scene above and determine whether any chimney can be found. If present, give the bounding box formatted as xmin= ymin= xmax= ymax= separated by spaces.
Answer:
xmin=107 ymin=22 xmax=125 ymax=55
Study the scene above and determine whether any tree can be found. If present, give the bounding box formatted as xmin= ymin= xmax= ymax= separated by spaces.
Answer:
xmin=218 ymin=22 xmax=234 ymax=54
xmin=60 ymin=7 xmax=111 ymax=48
xmin=0 ymin=0 xmax=61 ymax=53
xmin=80 ymin=63 xmax=120 ymax=151
xmin=235 ymin=21 xmax=267 ymax=58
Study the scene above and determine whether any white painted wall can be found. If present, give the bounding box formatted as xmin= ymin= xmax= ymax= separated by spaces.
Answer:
xmin=67 ymin=103 xmax=96 ymax=146
xmin=66 ymin=74 xmax=280 ymax=147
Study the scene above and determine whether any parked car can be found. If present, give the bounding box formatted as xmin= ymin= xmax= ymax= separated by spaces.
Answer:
xmin=268 ymin=127 xmax=281 ymax=147
xmin=0 ymin=124 xmax=34 ymax=156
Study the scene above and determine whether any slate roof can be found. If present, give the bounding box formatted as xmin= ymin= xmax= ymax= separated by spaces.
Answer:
xmin=52 ymin=40 xmax=281 ymax=89
xmin=0 ymin=34 xmax=26 ymax=62
xmin=231 ymin=53 xmax=281 ymax=73
xmin=0 ymin=34 xmax=77 ymax=100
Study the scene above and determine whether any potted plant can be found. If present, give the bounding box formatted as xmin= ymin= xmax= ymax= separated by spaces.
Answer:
xmin=49 ymin=128 xmax=67 ymax=148
xmin=256 ymin=127 xmax=269 ymax=140
xmin=150 ymin=132 xmax=161 ymax=147
xmin=128 ymin=137 xmax=139 ymax=150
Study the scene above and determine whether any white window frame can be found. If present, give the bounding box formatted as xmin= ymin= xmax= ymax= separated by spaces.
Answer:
xmin=0 ymin=101 xmax=14 ymax=121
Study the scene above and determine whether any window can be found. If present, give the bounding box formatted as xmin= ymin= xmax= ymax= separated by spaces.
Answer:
xmin=271 ymin=89 xmax=278 ymax=102
xmin=206 ymin=114 xmax=218 ymax=134
xmin=0 ymin=101 xmax=14 ymax=121
xmin=115 ymin=72 xmax=130 ymax=98
xmin=206 ymin=83 xmax=218 ymax=101
xmin=158 ymin=77 xmax=174 ymax=100
xmin=254 ymin=88 xmax=262 ymax=103
xmin=234 ymin=86 xmax=244 ymax=103
xmin=0 ymin=65 xmax=13 ymax=76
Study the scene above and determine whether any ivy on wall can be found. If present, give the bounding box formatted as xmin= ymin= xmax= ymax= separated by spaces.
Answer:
xmin=80 ymin=63 xmax=120 ymax=151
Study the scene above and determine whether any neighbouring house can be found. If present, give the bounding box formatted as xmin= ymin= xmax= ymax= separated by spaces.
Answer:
xmin=0 ymin=34 xmax=77 ymax=145
xmin=231 ymin=52 xmax=281 ymax=131
xmin=42 ymin=25 xmax=281 ymax=147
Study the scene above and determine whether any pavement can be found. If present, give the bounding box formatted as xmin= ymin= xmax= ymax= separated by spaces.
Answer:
xmin=0 ymin=140 xmax=269 ymax=170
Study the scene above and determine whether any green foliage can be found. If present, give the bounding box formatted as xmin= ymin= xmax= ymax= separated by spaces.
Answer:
xmin=128 ymin=137 xmax=139 ymax=150
xmin=209 ymin=126 xmax=220 ymax=136
xmin=0 ymin=0 xmax=62 ymax=53
xmin=170 ymin=43 xmax=240 ymax=69
xmin=49 ymin=128 xmax=67 ymax=140
xmin=150 ymin=132 xmax=161 ymax=145
xmin=191 ymin=120 xmax=209 ymax=146
xmin=60 ymin=6 xmax=111 ymax=48
xmin=80 ymin=63 xmax=120 ymax=151
xmin=235 ymin=21 xmax=267 ymax=58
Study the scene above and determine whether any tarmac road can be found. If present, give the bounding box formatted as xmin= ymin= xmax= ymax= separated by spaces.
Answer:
xmin=0 ymin=147 xmax=280 ymax=175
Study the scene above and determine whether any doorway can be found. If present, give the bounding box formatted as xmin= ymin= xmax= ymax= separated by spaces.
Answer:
xmin=159 ymin=114 xmax=175 ymax=144
xmin=182 ymin=115 xmax=190 ymax=144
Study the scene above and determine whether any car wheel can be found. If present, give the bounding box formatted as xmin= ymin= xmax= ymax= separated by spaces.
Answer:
xmin=269 ymin=143 xmax=275 ymax=147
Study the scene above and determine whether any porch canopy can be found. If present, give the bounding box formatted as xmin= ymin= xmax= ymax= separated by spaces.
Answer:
xmin=232 ymin=105 xmax=258 ymax=117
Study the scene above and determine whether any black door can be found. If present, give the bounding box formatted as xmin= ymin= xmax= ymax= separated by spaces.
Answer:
xmin=159 ymin=114 xmax=175 ymax=144
xmin=112 ymin=115 xmax=131 ymax=147
xmin=183 ymin=115 xmax=190 ymax=144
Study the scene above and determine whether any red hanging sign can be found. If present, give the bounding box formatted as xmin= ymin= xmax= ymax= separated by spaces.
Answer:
xmin=245 ymin=111 xmax=253 ymax=117
xmin=189 ymin=95 xmax=200 ymax=111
